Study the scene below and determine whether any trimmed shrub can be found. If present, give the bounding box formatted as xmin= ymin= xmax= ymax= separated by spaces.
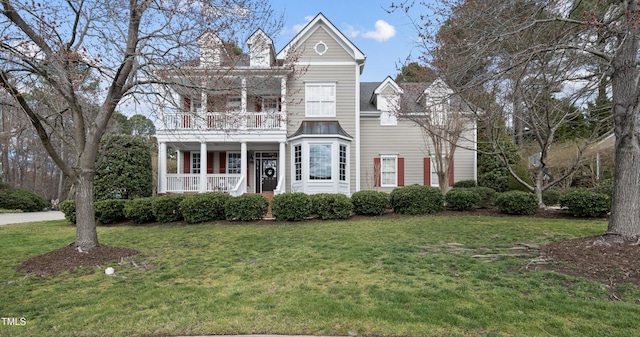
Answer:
xmin=310 ymin=193 xmax=353 ymax=220
xmin=124 ymin=197 xmax=156 ymax=224
xmin=542 ymin=189 xmax=562 ymax=206
xmin=225 ymin=194 xmax=269 ymax=221
xmin=271 ymin=192 xmax=312 ymax=221
xmin=390 ymin=185 xmax=444 ymax=215
xmin=153 ymin=195 xmax=185 ymax=223
xmin=470 ymin=186 xmax=497 ymax=208
xmin=452 ymin=179 xmax=477 ymax=188
xmin=0 ymin=189 xmax=47 ymax=212
xmin=445 ymin=189 xmax=481 ymax=211
xmin=351 ymin=190 xmax=389 ymax=216
xmin=59 ymin=200 xmax=76 ymax=224
xmin=180 ymin=193 xmax=231 ymax=224
xmin=95 ymin=199 xmax=127 ymax=224
xmin=590 ymin=180 xmax=613 ymax=199
xmin=560 ymin=189 xmax=610 ymax=218
xmin=495 ymin=191 xmax=538 ymax=215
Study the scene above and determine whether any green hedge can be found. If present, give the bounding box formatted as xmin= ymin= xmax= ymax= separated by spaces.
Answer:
xmin=452 ymin=180 xmax=477 ymax=188
xmin=310 ymin=193 xmax=353 ymax=220
xmin=560 ymin=189 xmax=610 ymax=218
xmin=0 ymin=189 xmax=47 ymax=212
xmin=351 ymin=190 xmax=389 ymax=216
xmin=59 ymin=200 xmax=76 ymax=224
xmin=495 ymin=191 xmax=538 ymax=215
xmin=390 ymin=185 xmax=444 ymax=215
xmin=542 ymin=189 xmax=561 ymax=206
xmin=95 ymin=199 xmax=127 ymax=224
xmin=271 ymin=193 xmax=312 ymax=221
xmin=225 ymin=194 xmax=269 ymax=221
xmin=153 ymin=195 xmax=185 ymax=223
xmin=470 ymin=186 xmax=497 ymax=209
xmin=123 ymin=197 xmax=156 ymax=224
xmin=445 ymin=189 xmax=481 ymax=211
xmin=180 ymin=193 xmax=231 ymax=224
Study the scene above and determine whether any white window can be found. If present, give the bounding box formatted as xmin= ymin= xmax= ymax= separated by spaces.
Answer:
xmin=381 ymin=155 xmax=397 ymax=187
xmin=294 ymin=145 xmax=302 ymax=181
xmin=191 ymin=152 xmax=201 ymax=174
xmin=426 ymin=96 xmax=449 ymax=125
xmin=309 ymin=144 xmax=332 ymax=180
xmin=227 ymin=96 xmax=242 ymax=112
xmin=227 ymin=153 xmax=241 ymax=174
xmin=306 ymin=83 xmax=336 ymax=117
xmin=380 ymin=94 xmax=399 ymax=126
xmin=339 ymin=145 xmax=347 ymax=181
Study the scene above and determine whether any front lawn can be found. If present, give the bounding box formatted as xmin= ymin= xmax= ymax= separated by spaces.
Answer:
xmin=1 ymin=215 xmax=638 ymax=337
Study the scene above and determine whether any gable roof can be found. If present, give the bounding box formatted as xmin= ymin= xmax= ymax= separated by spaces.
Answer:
xmin=276 ymin=13 xmax=366 ymax=70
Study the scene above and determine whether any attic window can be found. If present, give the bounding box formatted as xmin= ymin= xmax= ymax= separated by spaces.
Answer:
xmin=314 ymin=41 xmax=328 ymax=55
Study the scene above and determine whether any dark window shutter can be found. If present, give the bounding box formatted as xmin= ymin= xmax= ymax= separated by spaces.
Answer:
xmin=207 ymin=152 xmax=214 ymax=174
xmin=424 ymin=157 xmax=431 ymax=186
xmin=373 ymin=157 xmax=381 ymax=187
xmin=183 ymin=151 xmax=191 ymax=174
xmin=398 ymin=157 xmax=405 ymax=186
xmin=219 ymin=151 xmax=226 ymax=174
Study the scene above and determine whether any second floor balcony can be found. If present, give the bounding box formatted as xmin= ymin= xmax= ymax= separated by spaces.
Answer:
xmin=162 ymin=109 xmax=286 ymax=131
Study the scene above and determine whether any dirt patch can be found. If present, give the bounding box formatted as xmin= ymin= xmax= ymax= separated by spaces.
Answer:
xmin=539 ymin=236 xmax=640 ymax=288
xmin=18 ymin=244 xmax=139 ymax=277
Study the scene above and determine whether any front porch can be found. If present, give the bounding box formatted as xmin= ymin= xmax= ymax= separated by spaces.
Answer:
xmin=157 ymin=141 xmax=287 ymax=196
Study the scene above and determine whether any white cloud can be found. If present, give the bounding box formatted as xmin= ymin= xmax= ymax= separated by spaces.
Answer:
xmin=362 ymin=20 xmax=396 ymax=42
xmin=344 ymin=25 xmax=360 ymax=38
xmin=293 ymin=16 xmax=315 ymax=33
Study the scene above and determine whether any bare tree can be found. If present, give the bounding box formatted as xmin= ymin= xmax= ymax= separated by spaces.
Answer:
xmin=394 ymin=80 xmax=475 ymax=193
xmin=391 ymin=0 xmax=640 ymax=241
xmin=0 ymin=0 xmax=283 ymax=251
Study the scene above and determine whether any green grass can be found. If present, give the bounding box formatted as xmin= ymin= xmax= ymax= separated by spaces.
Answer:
xmin=1 ymin=215 xmax=638 ymax=337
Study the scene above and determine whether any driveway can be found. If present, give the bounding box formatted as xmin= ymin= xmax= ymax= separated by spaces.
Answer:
xmin=0 ymin=211 xmax=66 ymax=226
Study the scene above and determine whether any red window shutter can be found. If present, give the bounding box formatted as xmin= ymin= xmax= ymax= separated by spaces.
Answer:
xmin=449 ymin=158 xmax=455 ymax=186
xmin=219 ymin=151 xmax=226 ymax=174
xmin=247 ymin=160 xmax=250 ymax=186
xmin=373 ymin=157 xmax=381 ymax=187
xmin=424 ymin=157 xmax=431 ymax=186
xmin=398 ymin=157 xmax=405 ymax=186
xmin=207 ymin=152 xmax=214 ymax=174
xmin=183 ymin=151 xmax=191 ymax=174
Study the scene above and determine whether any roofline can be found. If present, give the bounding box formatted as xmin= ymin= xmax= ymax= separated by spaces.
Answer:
xmin=276 ymin=13 xmax=366 ymax=63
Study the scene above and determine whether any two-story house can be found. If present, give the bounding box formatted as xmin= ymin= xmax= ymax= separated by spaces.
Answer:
xmin=155 ymin=13 xmax=476 ymax=197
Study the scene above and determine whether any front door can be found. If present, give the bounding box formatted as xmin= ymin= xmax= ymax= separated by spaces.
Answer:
xmin=255 ymin=152 xmax=278 ymax=193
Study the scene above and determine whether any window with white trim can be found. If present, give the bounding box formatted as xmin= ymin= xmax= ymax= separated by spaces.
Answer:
xmin=227 ymin=152 xmax=241 ymax=174
xmin=191 ymin=152 xmax=201 ymax=174
xmin=294 ymin=145 xmax=302 ymax=181
xmin=305 ymin=83 xmax=336 ymax=117
xmin=381 ymin=155 xmax=397 ymax=186
xmin=339 ymin=145 xmax=347 ymax=181
xmin=309 ymin=144 xmax=332 ymax=180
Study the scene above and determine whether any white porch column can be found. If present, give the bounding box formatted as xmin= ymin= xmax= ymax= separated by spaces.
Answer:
xmin=176 ymin=149 xmax=182 ymax=174
xmin=279 ymin=142 xmax=286 ymax=192
xmin=241 ymin=78 xmax=247 ymax=129
xmin=158 ymin=142 xmax=167 ymax=194
xmin=200 ymin=142 xmax=207 ymax=193
xmin=241 ymin=142 xmax=248 ymax=194
xmin=280 ymin=77 xmax=287 ymax=130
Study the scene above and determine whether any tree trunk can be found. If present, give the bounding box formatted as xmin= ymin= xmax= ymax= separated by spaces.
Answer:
xmin=74 ymin=171 xmax=98 ymax=251
xmin=606 ymin=17 xmax=640 ymax=241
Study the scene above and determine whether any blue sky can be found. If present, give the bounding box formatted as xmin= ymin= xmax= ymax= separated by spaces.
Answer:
xmin=269 ymin=0 xmax=422 ymax=82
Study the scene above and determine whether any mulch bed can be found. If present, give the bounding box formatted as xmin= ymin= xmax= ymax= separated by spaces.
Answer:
xmin=18 ymin=207 xmax=640 ymax=294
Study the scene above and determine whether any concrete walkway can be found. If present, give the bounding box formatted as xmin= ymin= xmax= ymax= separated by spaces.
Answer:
xmin=0 ymin=211 xmax=65 ymax=226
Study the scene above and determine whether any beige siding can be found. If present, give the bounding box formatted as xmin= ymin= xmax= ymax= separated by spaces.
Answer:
xmin=297 ymin=26 xmax=354 ymax=63
xmin=360 ymin=119 xmax=476 ymax=192
xmin=284 ymin=27 xmax=360 ymax=194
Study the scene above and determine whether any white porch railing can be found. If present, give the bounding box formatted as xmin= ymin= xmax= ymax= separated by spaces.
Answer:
xmin=274 ymin=175 xmax=285 ymax=195
xmin=162 ymin=111 xmax=285 ymax=131
xmin=165 ymin=174 xmax=242 ymax=193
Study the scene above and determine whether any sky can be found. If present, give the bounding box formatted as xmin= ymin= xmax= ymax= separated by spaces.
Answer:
xmin=268 ymin=0 xmax=422 ymax=82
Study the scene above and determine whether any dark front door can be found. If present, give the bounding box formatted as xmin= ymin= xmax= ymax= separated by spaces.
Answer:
xmin=255 ymin=152 xmax=278 ymax=193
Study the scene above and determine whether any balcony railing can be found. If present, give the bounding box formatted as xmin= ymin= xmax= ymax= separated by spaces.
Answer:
xmin=165 ymin=174 xmax=242 ymax=193
xmin=162 ymin=111 xmax=285 ymax=131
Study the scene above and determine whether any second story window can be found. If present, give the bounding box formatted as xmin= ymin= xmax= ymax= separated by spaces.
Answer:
xmin=305 ymin=83 xmax=335 ymax=117
xmin=183 ymin=95 xmax=201 ymax=113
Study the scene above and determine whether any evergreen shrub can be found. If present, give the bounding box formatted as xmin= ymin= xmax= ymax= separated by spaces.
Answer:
xmin=495 ymin=191 xmax=538 ymax=215
xmin=351 ymin=190 xmax=389 ymax=216
xmin=225 ymin=194 xmax=269 ymax=221
xmin=390 ymin=185 xmax=444 ymax=215
xmin=271 ymin=192 xmax=312 ymax=221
